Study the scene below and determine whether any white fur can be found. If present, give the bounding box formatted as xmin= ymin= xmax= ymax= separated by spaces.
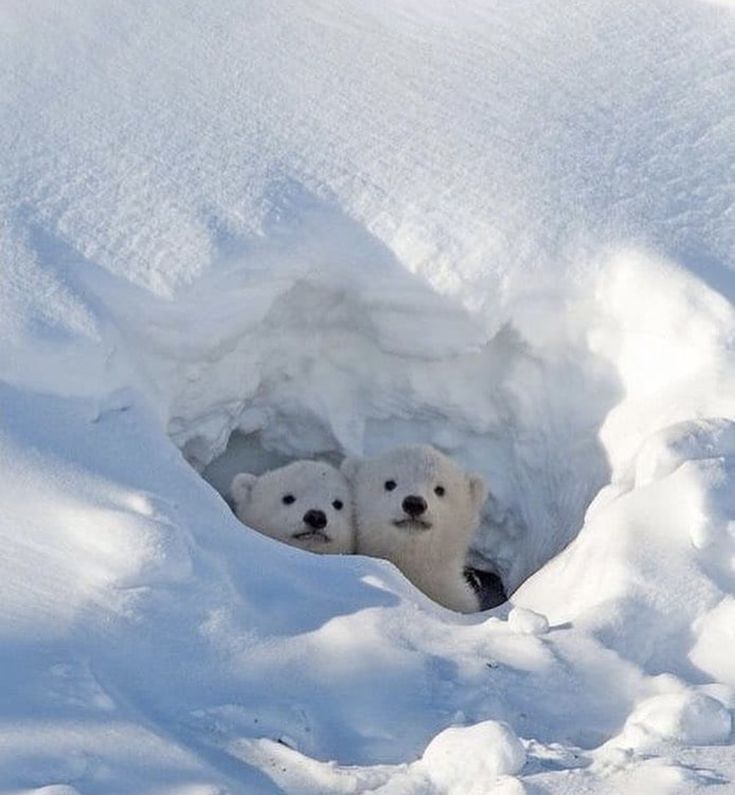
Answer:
xmin=343 ymin=444 xmax=487 ymax=613
xmin=230 ymin=461 xmax=355 ymax=554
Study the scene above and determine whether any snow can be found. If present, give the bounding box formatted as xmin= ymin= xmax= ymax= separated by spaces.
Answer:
xmin=231 ymin=720 xmax=526 ymax=795
xmin=614 ymin=692 xmax=732 ymax=748
xmin=421 ymin=721 xmax=527 ymax=791
xmin=1 ymin=0 xmax=734 ymax=792
xmin=507 ymin=608 xmax=549 ymax=636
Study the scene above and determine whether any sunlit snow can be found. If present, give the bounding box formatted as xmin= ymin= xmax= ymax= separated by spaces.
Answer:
xmin=1 ymin=1 xmax=734 ymax=792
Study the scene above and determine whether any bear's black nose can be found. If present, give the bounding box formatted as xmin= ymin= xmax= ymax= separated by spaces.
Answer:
xmin=402 ymin=495 xmax=427 ymax=517
xmin=303 ymin=509 xmax=327 ymax=530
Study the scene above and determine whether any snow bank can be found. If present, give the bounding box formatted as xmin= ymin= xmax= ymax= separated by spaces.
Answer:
xmin=1 ymin=0 xmax=734 ymax=792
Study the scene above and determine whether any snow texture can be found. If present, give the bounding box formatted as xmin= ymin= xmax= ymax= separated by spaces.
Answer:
xmin=1 ymin=0 xmax=734 ymax=792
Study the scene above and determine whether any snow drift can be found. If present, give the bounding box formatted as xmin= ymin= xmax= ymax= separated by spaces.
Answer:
xmin=1 ymin=0 xmax=734 ymax=792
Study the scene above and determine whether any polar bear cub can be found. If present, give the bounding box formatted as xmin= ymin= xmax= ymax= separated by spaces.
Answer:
xmin=230 ymin=461 xmax=354 ymax=554
xmin=342 ymin=444 xmax=488 ymax=612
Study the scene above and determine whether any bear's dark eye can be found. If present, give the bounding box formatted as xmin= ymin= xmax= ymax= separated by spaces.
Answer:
xmin=282 ymin=494 xmax=296 ymax=505
xmin=385 ymin=480 xmax=397 ymax=491
xmin=434 ymin=485 xmax=445 ymax=497
xmin=332 ymin=499 xmax=344 ymax=510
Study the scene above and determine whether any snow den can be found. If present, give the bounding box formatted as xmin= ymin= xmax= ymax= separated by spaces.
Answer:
xmin=151 ymin=194 xmax=732 ymax=597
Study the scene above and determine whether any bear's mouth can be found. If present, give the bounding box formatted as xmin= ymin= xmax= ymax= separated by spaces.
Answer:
xmin=292 ymin=529 xmax=332 ymax=543
xmin=393 ymin=518 xmax=432 ymax=532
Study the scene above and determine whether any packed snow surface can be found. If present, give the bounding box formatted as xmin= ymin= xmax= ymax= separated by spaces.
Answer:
xmin=1 ymin=0 xmax=734 ymax=792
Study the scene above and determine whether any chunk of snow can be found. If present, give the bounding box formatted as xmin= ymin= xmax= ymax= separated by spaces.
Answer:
xmin=421 ymin=721 xmax=526 ymax=793
xmin=508 ymin=607 xmax=549 ymax=635
xmin=619 ymin=692 xmax=732 ymax=749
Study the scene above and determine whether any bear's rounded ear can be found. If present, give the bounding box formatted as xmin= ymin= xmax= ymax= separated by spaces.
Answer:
xmin=340 ymin=456 xmax=361 ymax=482
xmin=230 ymin=473 xmax=257 ymax=504
xmin=468 ymin=473 xmax=489 ymax=510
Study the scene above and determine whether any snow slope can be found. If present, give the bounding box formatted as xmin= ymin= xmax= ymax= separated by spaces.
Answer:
xmin=1 ymin=0 xmax=734 ymax=792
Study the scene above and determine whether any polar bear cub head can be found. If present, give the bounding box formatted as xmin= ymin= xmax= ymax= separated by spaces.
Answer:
xmin=230 ymin=461 xmax=354 ymax=554
xmin=341 ymin=444 xmax=488 ymax=612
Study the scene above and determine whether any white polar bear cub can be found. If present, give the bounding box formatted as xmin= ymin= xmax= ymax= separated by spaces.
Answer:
xmin=230 ymin=461 xmax=354 ymax=555
xmin=342 ymin=444 xmax=488 ymax=613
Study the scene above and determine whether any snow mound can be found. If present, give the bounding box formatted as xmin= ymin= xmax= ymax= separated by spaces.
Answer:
xmin=618 ymin=692 xmax=732 ymax=749
xmin=421 ymin=721 xmax=526 ymax=792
